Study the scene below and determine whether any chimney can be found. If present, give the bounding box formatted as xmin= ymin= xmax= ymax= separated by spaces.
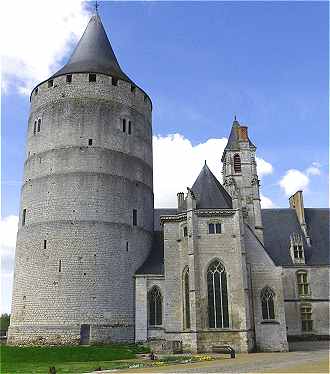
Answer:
xmin=289 ymin=191 xmax=310 ymax=245
xmin=237 ymin=126 xmax=248 ymax=142
xmin=177 ymin=192 xmax=185 ymax=211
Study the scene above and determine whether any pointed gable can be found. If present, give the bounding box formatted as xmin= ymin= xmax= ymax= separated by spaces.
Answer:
xmin=191 ymin=164 xmax=232 ymax=209
xmin=51 ymin=14 xmax=134 ymax=84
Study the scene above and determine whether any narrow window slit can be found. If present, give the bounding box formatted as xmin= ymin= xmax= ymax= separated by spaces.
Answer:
xmin=133 ymin=209 xmax=137 ymax=226
xmin=66 ymin=74 xmax=72 ymax=83
xmin=22 ymin=209 xmax=27 ymax=226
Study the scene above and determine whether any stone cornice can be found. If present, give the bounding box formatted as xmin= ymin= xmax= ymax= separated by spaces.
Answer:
xmin=160 ymin=208 xmax=236 ymax=225
xmin=196 ymin=208 xmax=236 ymax=217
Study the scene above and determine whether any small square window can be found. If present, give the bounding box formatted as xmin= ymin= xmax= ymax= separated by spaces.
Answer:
xmin=112 ymin=77 xmax=118 ymax=86
xmin=88 ymin=139 xmax=93 ymax=146
xmin=215 ymin=223 xmax=221 ymax=234
xmin=66 ymin=74 xmax=72 ymax=83
xmin=48 ymin=80 xmax=53 ymax=88
xmin=89 ymin=74 xmax=96 ymax=82
xmin=131 ymin=85 xmax=136 ymax=93
xmin=208 ymin=223 xmax=215 ymax=234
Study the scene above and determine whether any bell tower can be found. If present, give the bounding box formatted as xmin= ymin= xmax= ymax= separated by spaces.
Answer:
xmin=222 ymin=118 xmax=263 ymax=241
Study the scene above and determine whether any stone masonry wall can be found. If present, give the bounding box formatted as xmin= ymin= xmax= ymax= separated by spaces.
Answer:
xmin=8 ymin=72 xmax=153 ymax=345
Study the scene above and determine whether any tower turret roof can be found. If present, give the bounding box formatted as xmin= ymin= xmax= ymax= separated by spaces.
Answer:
xmin=191 ymin=163 xmax=232 ymax=209
xmin=51 ymin=13 xmax=134 ymax=84
xmin=224 ymin=118 xmax=255 ymax=152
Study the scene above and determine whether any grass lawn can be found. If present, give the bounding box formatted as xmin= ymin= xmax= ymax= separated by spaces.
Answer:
xmin=0 ymin=344 xmax=149 ymax=374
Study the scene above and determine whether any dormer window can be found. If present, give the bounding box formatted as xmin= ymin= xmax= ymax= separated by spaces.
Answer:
xmin=233 ymin=154 xmax=241 ymax=173
xmin=294 ymin=245 xmax=304 ymax=259
xmin=289 ymin=233 xmax=305 ymax=264
xmin=48 ymin=80 xmax=53 ymax=88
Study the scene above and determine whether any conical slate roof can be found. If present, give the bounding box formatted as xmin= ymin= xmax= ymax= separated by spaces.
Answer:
xmin=191 ymin=163 xmax=232 ymax=209
xmin=51 ymin=13 xmax=133 ymax=84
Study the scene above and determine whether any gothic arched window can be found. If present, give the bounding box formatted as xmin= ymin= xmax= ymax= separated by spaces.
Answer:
xmin=183 ymin=267 xmax=190 ymax=329
xmin=261 ymin=287 xmax=275 ymax=320
xmin=207 ymin=260 xmax=229 ymax=328
xmin=148 ymin=286 xmax=162 ymax=326
xmin=233 ymin=154 xmax=241 ymax=173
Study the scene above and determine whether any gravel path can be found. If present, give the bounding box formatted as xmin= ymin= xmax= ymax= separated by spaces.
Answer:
xmin=117 ymin=341 xmax=329 ymax=373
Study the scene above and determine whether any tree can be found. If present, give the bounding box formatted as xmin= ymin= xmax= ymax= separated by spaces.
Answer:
xmin=0 ymin=314 xmax=10 ymax=332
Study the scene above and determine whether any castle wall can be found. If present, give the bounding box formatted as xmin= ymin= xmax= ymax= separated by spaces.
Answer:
xmin=245 ymin=225 xmax=288 ymax=352
xmin=161 ymin=210 xmax=252 ymax=353
xmin=8 ymin=73 xmax=153 ymax=345
xmin=282 ymin=266 xmax=330 ymax=337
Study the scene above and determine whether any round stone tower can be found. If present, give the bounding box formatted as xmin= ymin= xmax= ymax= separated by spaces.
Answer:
xmin=8 ymin=13 xmax=153 ymax=345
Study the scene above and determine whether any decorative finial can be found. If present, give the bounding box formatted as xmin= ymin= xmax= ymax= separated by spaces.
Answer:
xmin=234 ymin=115 xmax=237 ymax=121
xmin=95 ymin=1 xmax=99 ymax=14
xmin=204 ymin=160 xmax=207 ymax=165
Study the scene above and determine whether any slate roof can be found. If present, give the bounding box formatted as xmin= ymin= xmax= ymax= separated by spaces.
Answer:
xmin=135 ymin=209 xmax=176 ymax=275
xmin=262 ymin=208 xmax=330 ymax=266
xmin=136 ymin=208 xmax=329 ymax=275
xmin=191 ymin=164 xmax=232 ymax=209
xmin=51 ymin=14 xmax=134 ymax=84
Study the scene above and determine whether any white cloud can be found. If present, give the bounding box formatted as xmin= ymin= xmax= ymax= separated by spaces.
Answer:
xmin=279 ymin=169 xmax=309 ymax=196
xmin=306 ymin=162 xmax=321 ymax=176
xmin=153 ymin=134 xmax=228 ymax=207
xmin=279 ymin=162 xmax=322 ymax=196
xmin=153 ymin=134 xmax=274 ymax=208
xmin=1 ymin=0 xmax=90 ymax=94
xmin=256 ymin=157 xmax=273 ymax=178
xmin=0 ymin=215 xmax=18 ymax=256
xmin=260 ymin=194 xmax=275 ymax=208
xmin=0 ymin=215 xmax=18 ymax=314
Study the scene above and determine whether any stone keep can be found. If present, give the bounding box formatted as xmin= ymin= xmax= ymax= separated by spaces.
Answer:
xmin=8 ymin=13 xmax=153 ymax=345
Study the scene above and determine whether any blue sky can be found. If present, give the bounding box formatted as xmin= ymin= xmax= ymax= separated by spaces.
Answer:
xmin=1 ymin=1 xmax=329 ymax=313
